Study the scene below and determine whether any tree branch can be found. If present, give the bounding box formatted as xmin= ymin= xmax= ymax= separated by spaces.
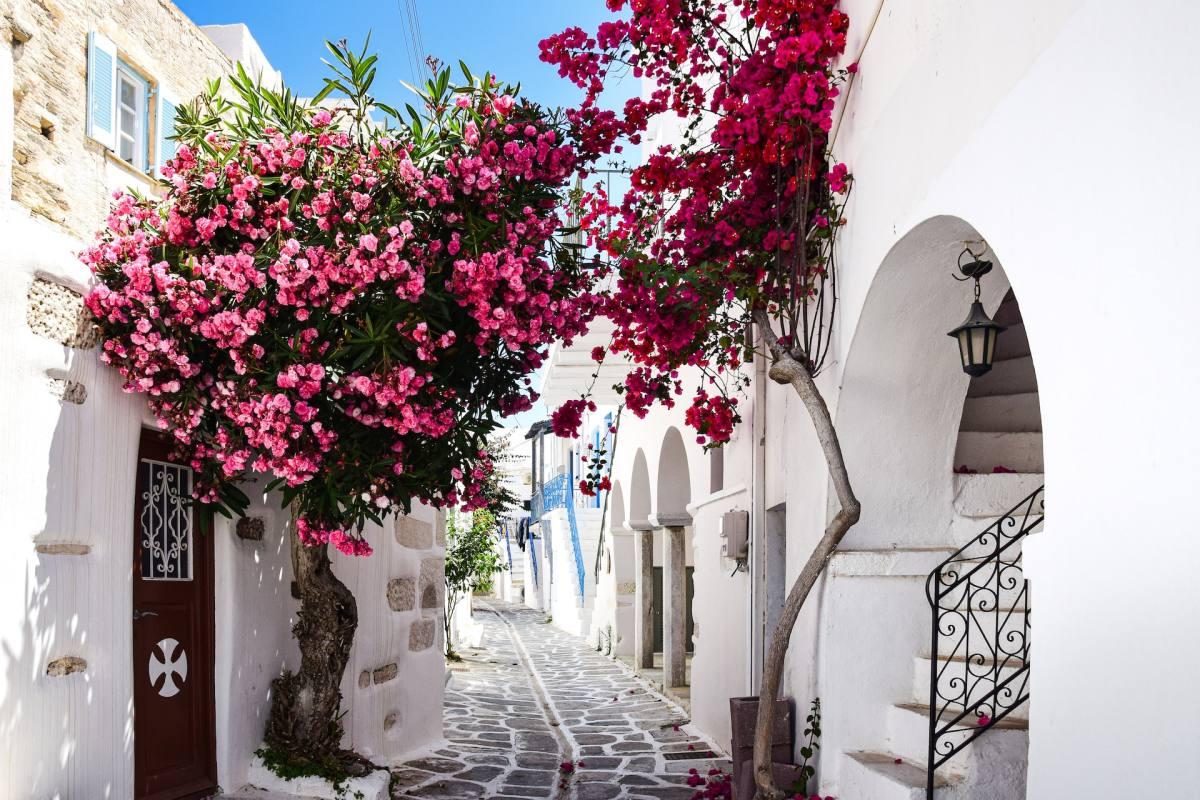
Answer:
xmin=751 ymin=309 xmax=860 ymax=800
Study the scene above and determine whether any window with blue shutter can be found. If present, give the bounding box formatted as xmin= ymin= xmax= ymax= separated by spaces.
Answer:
xmin=86 ymin=32 xmax=118 ymax=150
xmin=156 ymin=93 xmax=179 ymax=178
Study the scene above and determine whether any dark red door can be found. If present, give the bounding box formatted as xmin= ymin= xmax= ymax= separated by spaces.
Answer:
xmin=132 ymin=430 xmax=217 ymax=800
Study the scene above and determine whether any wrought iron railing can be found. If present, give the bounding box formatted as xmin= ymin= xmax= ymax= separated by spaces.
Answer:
xmin=925 ymin=485 xmax=1043 ymax=798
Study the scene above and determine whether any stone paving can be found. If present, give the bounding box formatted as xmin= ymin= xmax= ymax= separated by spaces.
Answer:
xmin=390 ymin=599 xmax=729 ymax=800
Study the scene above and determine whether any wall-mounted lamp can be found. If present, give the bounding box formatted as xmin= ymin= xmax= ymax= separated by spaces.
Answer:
xmin=947 ymin=248 xmax=1006 ymax=377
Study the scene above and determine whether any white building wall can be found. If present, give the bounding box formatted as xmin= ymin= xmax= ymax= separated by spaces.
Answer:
xmin=607 ymin=1 xmax=1200 ymax=796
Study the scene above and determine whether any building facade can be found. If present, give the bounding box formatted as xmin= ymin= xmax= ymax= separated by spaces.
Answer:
xmin=536 ymin=1 xmax=1200 ymax=798
xmin=0 ymin=3 xmax=444 ymax=797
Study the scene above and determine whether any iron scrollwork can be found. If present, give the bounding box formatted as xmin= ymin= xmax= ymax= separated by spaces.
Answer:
xmin=925 ymin=485 xmax=1043 ymax=798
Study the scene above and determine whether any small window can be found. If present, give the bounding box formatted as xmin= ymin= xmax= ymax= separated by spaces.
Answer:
xmin=115 ymin=65 xmax=148 ymax=171
xmin=138 ymin=459 xmax=194 ymax=581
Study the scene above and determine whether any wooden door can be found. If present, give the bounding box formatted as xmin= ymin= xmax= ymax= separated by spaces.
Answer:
xmin=132 ymin=431 xmax=217 ymax=800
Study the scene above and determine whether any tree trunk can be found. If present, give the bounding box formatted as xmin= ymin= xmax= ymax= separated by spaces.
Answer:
xmin=265 ymin=532 xmax=358 ymax=761
xmin=751 ymin=310 xmax=861 ymax=800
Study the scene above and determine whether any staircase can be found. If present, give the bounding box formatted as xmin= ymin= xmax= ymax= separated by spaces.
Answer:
xmin=839 ymin=488 xmax=1040 ymax=799
xmin=839 ymin=291 xmax=1041 ymax=799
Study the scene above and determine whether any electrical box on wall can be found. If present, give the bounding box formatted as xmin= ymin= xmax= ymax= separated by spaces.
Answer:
xmin=720 ymin=510 xmax=749 ymax=561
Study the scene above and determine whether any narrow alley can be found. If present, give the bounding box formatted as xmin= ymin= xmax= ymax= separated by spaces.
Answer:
xmin=390 ymin=600 xmax=729 ymax=799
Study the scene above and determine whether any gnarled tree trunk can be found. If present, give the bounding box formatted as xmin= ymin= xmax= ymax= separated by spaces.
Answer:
xmin=265 ymin=532 xmax=358 ymax=760
xmin=752 ymin=311 xmax=861 ymax=800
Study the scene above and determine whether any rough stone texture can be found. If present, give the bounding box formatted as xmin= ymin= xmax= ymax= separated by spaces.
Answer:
xmin=435 ymin=512 xmax=446 ymax=548
xmin=27 ymin=278 xmax=97 ymax=349
xmin=373 ymin=663 xmax=399 ymax=684
xmin=7 ymin=0 xmax=233 ymax=236
xmin=46 ymin=656 xmax=87 ymax=676
xmin=396 ymin=515 xmax=434 ymax=549
xmin=358 ymin=670 xmax=371 ymax=690
xmin=388 ymin=577 xmax=417 ymax=612
xmin=35 ymin=542 xmax=90 ymax=556
xmin=419 ymin=556 xmax=445 ymax=610
xmin=235 ymin=516 xmax=265 ymax=541
xmin=390 ymin=600 xmax=728 ymax=799
xmin=46 ymin=373 xmax=87 ymax=404
xmin=384 ymin=711 xmax=401 ymax=731
xmin=408 ymin=618 xmax=437 ymax=652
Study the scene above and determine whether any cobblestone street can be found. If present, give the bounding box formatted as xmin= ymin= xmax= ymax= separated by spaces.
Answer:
xmin=390 ymin=599 xmax=728 ymax=799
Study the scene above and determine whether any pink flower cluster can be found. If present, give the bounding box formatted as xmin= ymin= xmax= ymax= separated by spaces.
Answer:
xmin=542 ymin=0 xmax=853 ymax=447
xmin=85 ymin=74 xmax=600 ymax=555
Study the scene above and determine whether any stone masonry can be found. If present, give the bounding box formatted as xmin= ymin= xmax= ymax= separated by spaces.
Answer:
xmin=5 ymin=0 xmax=232 ymax=236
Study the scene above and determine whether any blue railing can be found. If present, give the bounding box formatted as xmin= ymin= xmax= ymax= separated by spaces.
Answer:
xmin=534 ymin=471 xmax=587 ymax=601
xmin=501 ymin=519 xmax=514 ymax=568
xmin=528 ymin=523 xmax=539 ymax=588
xmin=566 ymin=464 xmax=587 ymax=601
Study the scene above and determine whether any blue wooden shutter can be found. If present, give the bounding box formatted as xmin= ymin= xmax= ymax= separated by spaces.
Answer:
xmin=155 ymin=92 xmax=179 ymax=179
xmin=86 ymin=32 xmax=118 ymax=150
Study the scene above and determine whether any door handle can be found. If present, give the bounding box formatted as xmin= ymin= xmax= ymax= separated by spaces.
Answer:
xmin=133 ymin=610 xmax=159 ymax=621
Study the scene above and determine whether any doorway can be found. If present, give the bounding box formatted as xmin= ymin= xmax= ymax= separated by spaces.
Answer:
xmin=132 ymin=430 xmax=217 ymax=800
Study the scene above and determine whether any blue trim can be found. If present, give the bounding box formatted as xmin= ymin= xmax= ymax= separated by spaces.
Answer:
xmin=529 ymin=527 xmax=539 ymax=588
xmin=566 ymin=463 xmax=587 ymax=600
xmin=89 ymin=38 xmax=114 ymax=134
xmin=116 ymin=59 xmax=151 ymax=171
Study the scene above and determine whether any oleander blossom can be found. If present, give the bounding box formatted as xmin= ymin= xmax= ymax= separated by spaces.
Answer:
xmin=84 ymin=61 xmax=603 ymax=555
xmin=541 ymin=0 xmax=854 ymax=451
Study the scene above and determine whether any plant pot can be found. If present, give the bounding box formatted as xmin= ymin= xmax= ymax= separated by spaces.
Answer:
xmin=728 ymin=696 xmax=793 ymax=796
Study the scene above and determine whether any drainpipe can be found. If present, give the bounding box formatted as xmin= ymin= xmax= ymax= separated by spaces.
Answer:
xmin=749 ymin=322 xmax=768 ymax=694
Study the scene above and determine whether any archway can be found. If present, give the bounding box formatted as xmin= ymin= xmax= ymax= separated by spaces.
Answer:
xmin=830 ymin=216 xmax=1041 ymax=796
xmin=654 ymin=427 xmax=695 ymax=692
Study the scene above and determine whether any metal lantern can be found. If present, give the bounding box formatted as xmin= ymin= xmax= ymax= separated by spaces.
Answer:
xmin=947 ymin=248 xmax=1006 ymax=377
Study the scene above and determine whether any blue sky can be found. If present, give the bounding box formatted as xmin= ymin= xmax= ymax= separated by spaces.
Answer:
xmin=176 ymin=0 xmax=637 ymax=118
xmin=175 ymin=0 xmax=636 ymax=430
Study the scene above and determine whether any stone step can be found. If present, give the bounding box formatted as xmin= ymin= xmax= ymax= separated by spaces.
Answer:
xmin=953 ymin=431 xmax=1043 ymax=474
xmin=923 ymin=606 xmax=1029 ymax=656
xmin=913 ymin=655 xmax=1029 ymax=720
xmin=952 ymin=473 xmax=1045 ymax=519
xmin=887 ymin=702 xmax=1027 ymax=769
xmin=991 ymin=321 xmax=1030 ymax=360
xmin=928 ymin=559 xmax=1029 ymax=610
xmin=958 ymin=391 xmax=1041 ymax=433
xmin=966 ymin=355 xmax=1038 ymax=398
xmin=840 ymin=750 xmax=959 ymax=800
xmin=830 ymin=548 xmax=957 ymax=578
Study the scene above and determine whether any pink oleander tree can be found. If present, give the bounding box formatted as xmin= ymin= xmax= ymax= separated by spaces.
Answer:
xmin=541 ymin=2 xmax=857 ymax=796
xmin=85 ymin=42 xmax=600 ymax=769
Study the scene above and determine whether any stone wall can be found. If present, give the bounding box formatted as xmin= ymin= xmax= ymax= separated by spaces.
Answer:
xmin=5 ymin=0 xmax=232 ymax=236
xmin=336 ymin=506 xmax=447 ymax=761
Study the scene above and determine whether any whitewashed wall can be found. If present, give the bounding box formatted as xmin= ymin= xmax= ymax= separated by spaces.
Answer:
xmin=618 ymin=1 xmax=1200 ymax=797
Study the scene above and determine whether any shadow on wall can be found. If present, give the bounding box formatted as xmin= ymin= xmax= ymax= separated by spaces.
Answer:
xmin=0 ymin=280 xmax=141 ymax=796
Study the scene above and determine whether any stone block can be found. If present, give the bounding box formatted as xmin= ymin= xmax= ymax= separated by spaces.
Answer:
xmin=396 ymin=515 xmax=433 ymax=549
xmin=235 ymin=516 xmax=265 ymax=541
xmin=409 ymin=617 xmax=437 ymax=651
xmin=27 ymin=277 xmax=97 ymax=349
xmin=35 ymin=542 xmax=90 ymax=556
xmin=372 ymin=663 xmax=398 ymax=684
xmin=384 ymin=711 xmax=400 ymax=731
xmin=419 ymin=557 xmax=444 ymax=609
xmin=46 ymin=656 xmax=86 ymax=676
xmin=387 ymin=577 xmax=416 ymax=612
xmin=435 ymin=512 xmax=446 ymax=547
xmin=46 ymin=373 xmax=86 ymax=404
xmin=358 ymin=670 xmax=371 ymax=689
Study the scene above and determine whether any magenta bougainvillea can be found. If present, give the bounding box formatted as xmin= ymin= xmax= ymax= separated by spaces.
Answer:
xmin=541 ymin=0 xmax=854 ymax=449
xmin=84 ymin=47 xmax=600 ymax=555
